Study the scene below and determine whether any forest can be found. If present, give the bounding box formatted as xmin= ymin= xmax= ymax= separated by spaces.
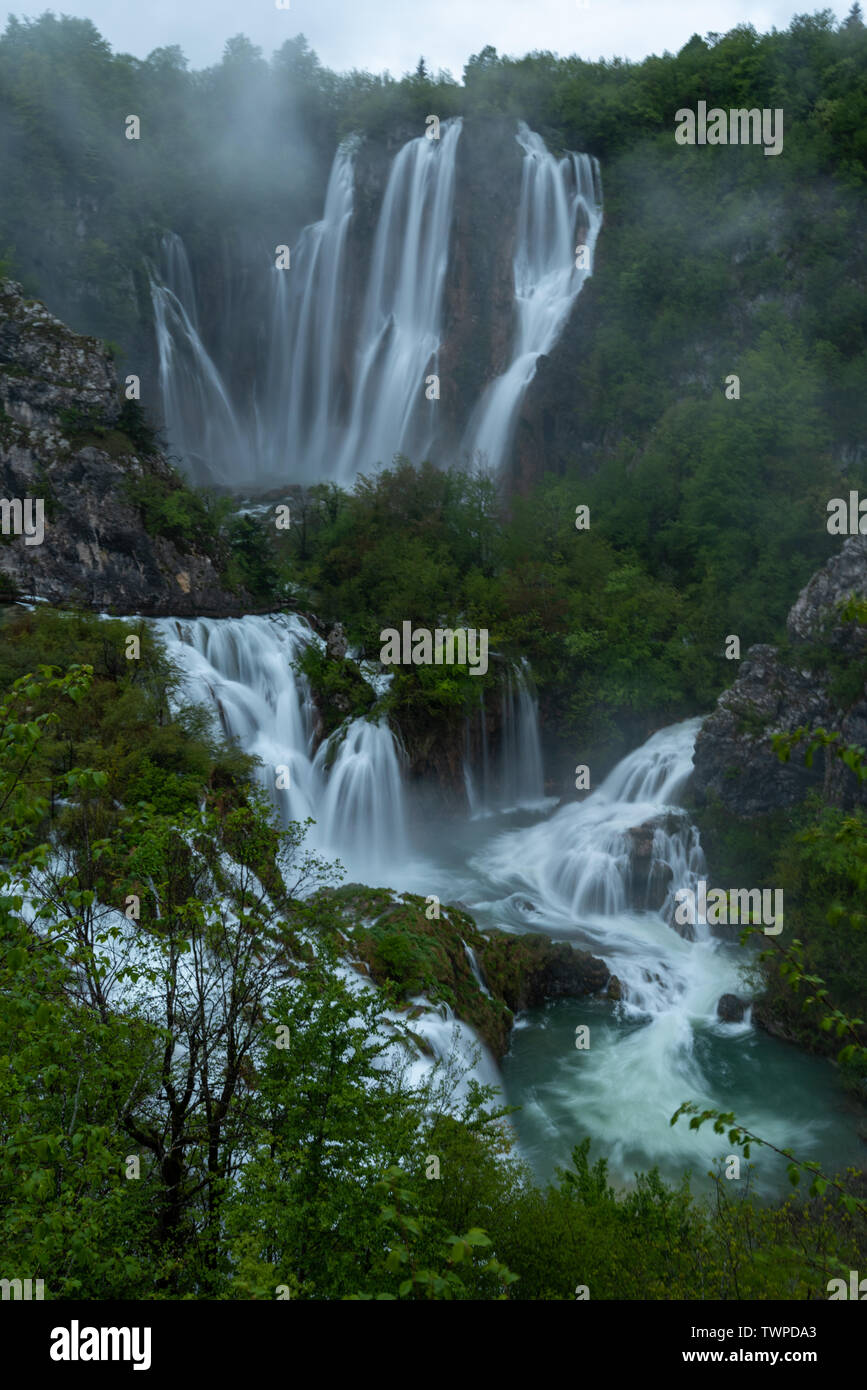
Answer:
xmin=1 ymin=6 xmax=867 ymax=1301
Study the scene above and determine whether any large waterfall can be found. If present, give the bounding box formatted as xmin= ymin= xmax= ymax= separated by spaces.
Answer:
xmin=150 ymin=124 xmax=464 ymax=489
xmin=152 ymin=613 xmax=408 ymax=880
xmin=265 ymin=143 xmax=356 ymax=484
xmin=150 ymin=235 xmax=248 ymax=487
xmin=150 ymin=119 xmax=602 ymax=489
xmin=143 ymin=615 xmax=860 ymax=1187
xmin=333 ymin=119 xmax=463 ymax=481
xmin=461 ymin=122 xmax=603 ymax=471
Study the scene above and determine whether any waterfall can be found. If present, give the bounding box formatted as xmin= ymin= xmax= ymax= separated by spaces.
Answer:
xmin=150 ymin=235 xmax=248 ymax=487
xmin=469 ymin=719 xmax=789 ymax=1179
xmin=498 ymin=661 xmax=545 ymax=810
xmin=313 ymin=718 xmax=407 ymax=869
xmin=462 ymin=121 xmax=603 ymax=473
xmin=464 ymin=717 xmax=855 ymax=1190
xmin=149 ymin=119 xmax=603 ymax=490
xmin=334 ymin=119 xmax=463 ymax=480
xmin=149 ymin=125 xmax=463 ymax=489
xmin=151 ymin=613 xmax=408 ymax=881
xmin=463 ymin=662 xmax=545 ymax=815
xmin=264 ymin=143 xmax=356 ymax=483
xmin=474 ymin=720 xmax=703 ymax=930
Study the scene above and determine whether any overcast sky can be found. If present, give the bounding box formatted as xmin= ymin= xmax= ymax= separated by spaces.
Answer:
xmin=1 ymin=1 xmax=854 ymax=74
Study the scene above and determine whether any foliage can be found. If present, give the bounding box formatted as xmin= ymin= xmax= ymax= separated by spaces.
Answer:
xmin=0 ymin=649 xmax=864 ymax=1299
xmin=294 ymin=642 xmax=376 ymax=735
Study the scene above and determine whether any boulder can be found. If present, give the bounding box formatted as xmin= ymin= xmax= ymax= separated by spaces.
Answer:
xmin=477 ymin=930 xmax=609 ymax=1013
xmin=717 ymin=993 xmax=746 ymax=1023
xmin=326 ymin=621 xmax=348 ymax=661
xmin=625 ymin=812 xmax=687 ymax=910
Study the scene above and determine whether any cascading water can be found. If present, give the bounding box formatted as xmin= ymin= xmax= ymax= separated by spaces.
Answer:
xmin=334 ymin=119 xmax=462 ymax=480
xmin=149 ymin=119 xmax=602 ymax=489
xmin=149 ymin=612 xmax=506 ymax=1101
xmin=463 ymin=661 xmax=546 ymax=816
xmin=143 ymin=613 xmax=859 ymax=1184
xmin=449 ymin=719 xmax=860 ymax=1190
xmin=264 ymin=143 xmax=356 ymax=482
xmin=149 ymin=124 xmax=464 ymax=488
xmin=462 ymin=121 xmax=603 ymax=473
xmin=151 ymin=613 xmax=408 ymax=880
xmin=150 ymin=234 xmax=248 ymax=487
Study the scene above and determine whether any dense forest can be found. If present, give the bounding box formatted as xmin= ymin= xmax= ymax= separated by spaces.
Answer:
xmin=2 ymin=6 xmax=867 ymax=1300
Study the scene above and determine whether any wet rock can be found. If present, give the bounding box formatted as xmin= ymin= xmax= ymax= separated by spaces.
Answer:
xmin=692 ymin=538 xmax=867 ymax=817
xmin=607 ymin=975 xmax=622 ymax=1001
xmin=717 ymin=993 xmax=746 ymax=1023
xmin=477 ymin=930 xmax=609 ymax=1012
xmin=625 ymin=812 xmax=686 ymax=910
xmin=326 ymin=621 xmax=348 ymax=661
xmin=0 ymin=278 xmax=249 ymax=615
xmin=438 ymin=117 xmax=524 ymax=450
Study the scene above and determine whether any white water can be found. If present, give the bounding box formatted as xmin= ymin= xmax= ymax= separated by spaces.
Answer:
xmin=150 ymin=235 xmax=248 ymax=487
xmin=152 ymin=613 xmax=408 ymax=882
xmin=459 ymin=719 xmax=854 ymax=1187
xmin=150 ymin=120 xmax=603 ymax=488
xmin=150 ymin=124 xmax=463 ymax=488
xmin=461 ymin=122 xmax=603 ymax=472
xmin=147 ymin=617 xmax=859 ymax=1186
xmin=463 ymin=661 xmax=547 ymax=816
xmin=265 ymin=143 xmax=356 ymax=483
xmin=334 ymin=119 xmax=463 ymax=481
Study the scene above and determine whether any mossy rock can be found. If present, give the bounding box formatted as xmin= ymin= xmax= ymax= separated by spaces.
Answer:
xmin=296 ymin=645 xmax=377 ymax=738
xmin=313 ymin=889 xmax=611 ymax=1058
xmin=477 ymin=930 xmax=610 ymax=1012
xmin=313 ymin=884 xmax=513 ymax=1056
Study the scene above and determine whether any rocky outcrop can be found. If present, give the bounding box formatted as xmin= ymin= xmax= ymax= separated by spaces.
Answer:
xmin=439 ymin=116 xmax=523 ymax=452
xmin=717 ymin=993 xmax=746 ymax=1023
xmin=625 ymin=812 xmax=687 ymax=911
xmin=476 ymin=929 xmax=610 ymax=1013
xmin=692 ymin=538 xmax=867 ymax=817
xmin=315 ymin=884 xmax=515 ymax=1057
xmin=0 ymin=279 xmax=248 ymax=615
xmin=318 ymin=885 xmax=612 ymax=1058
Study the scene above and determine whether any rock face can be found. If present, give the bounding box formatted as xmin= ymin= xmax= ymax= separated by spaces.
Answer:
xmin=625 ymin=813 xmax=686 ymax=911
xmin=439 ymin=116 xmax=523 ymax=452
xmin=717 ymin=993 xmax=746 ymax=1023
xmin=692 ymin=538 xmax=867 ymax=817
xmin=319 ymin=886 xmax=612 ymax=1058
xmin=477 ymin=930 xmax=610 ymax=1013
xmin=0 ymin=279 xmax=248 ymax=615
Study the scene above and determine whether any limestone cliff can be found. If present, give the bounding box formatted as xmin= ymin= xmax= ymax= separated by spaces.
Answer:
xmin=0 ymin=279 xmax=248 ymax=615
xmin=691 ymin=537 xmax=867 ymax=816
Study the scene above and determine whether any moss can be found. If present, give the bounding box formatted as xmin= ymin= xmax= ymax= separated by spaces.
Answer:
xmin=733 ymin=700 xmax=773 ymax=738
xmin=295 ymin=644 xmax=377 ymax=736
xmin=694 ymin=792 xmax=814 ymax=888
xmin=312 ymin=884 xmax=514 ymax=1055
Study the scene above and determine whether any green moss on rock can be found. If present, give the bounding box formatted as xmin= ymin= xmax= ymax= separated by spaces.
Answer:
xmin=477 ymin=930 xmax=610 ymax=1012
xmin=313 ymin=886 xmax=612 ymax=1059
